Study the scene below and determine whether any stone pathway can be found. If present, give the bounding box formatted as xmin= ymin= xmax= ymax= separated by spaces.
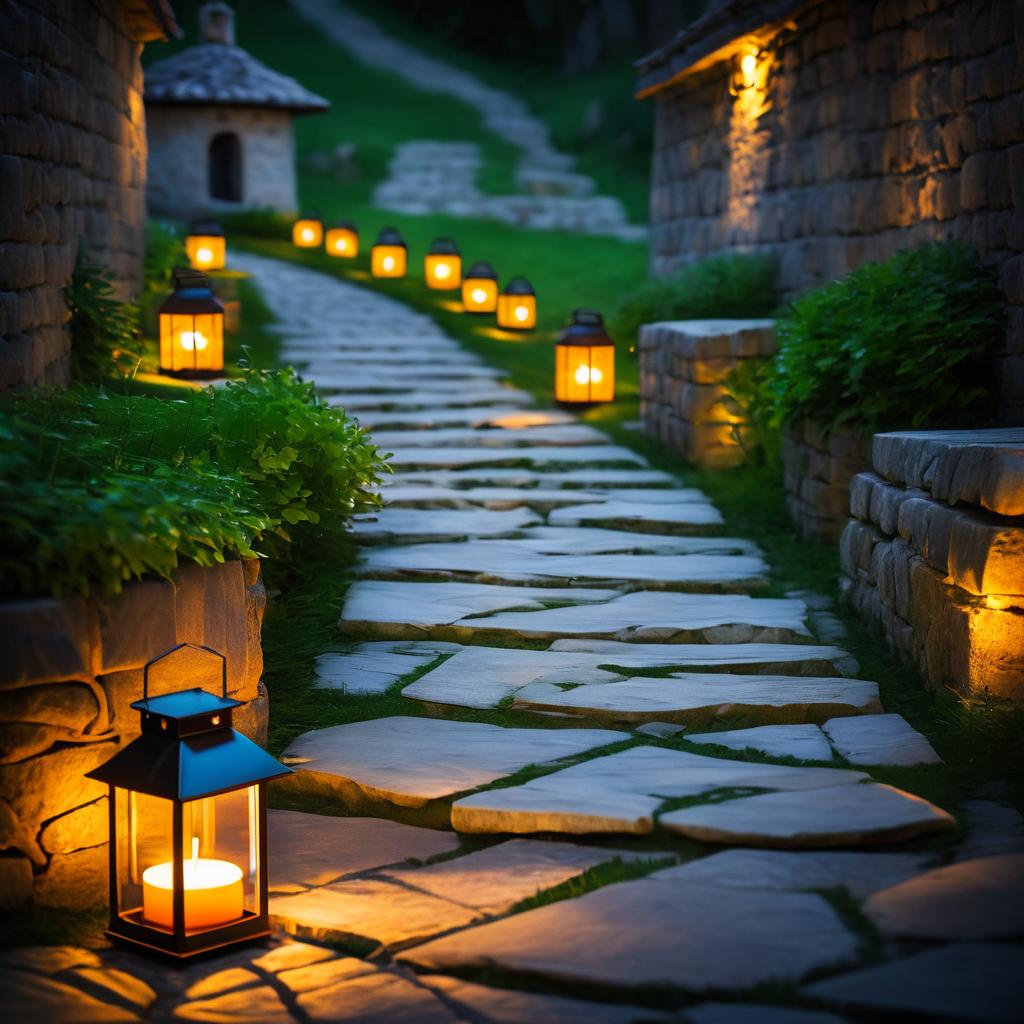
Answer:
xmin=289 ymin=0 xmax=645 ymax=239
xmin=11 ymin=252 xmax=1019 ymax=1020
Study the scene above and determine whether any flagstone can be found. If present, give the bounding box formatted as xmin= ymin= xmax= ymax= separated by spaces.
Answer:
xmin=289 ymin=348 xmax=474 ymax=365
xmin=400 ymin=873 xmax=859 ymax=992
xmin=249 ymin=942 xmax=336 ymax=975
xmin=421 ymin=975 xmax=673 ymax=1023
xmin=370 ymin=424 xmax=609 ymax=448
xmin=323 ymin=386 xmax=533 ymax=410
xmin=314 ymin=365 xmax=507 ymax=388
xmin=381 ymin=487 xmax=714 ymax=513
xmin=659 ymin=849 xmax=934 ymax=899
xmin=173 ymin=983 xmax=295 ymax=1022
xmin=549 ymin=499 xmax=724 ymax=530
xmin=296 ymin=970 xmax=460 ymax=1024
xmin=452 ymin=746 xmax=868 ymax=835
xmin=182 ymin=967 xmax=260 ymax=1000
xmin=683 ymin=1005 xmax=847 ymax=1024
xmin=821 ymin=713 xmax=942 ymax=765
xmin=386 ymin=444 xmax=649 ymax=469
xmin=269 ymin=810 xmax=461 ymax=893
xmin=280 ymin=716 xmax=622 ymax=808
xmin=803 ymin=943 xmax=1023 ymax=1023
xmin=274 ymin=956 xmax=376 ymax=994
xmin=313 ymin=640 xmax=455 ymax=695
xmin=660 ymin=782 xmax=955 ymax=847
xmin=391 ymin=467 xmax=676 ymax=487
xmin=352 ymin=506 xmax=542 ymax=541
xmin=357 ymin=406 xmax=575 ymax=430
xmin=863 ymin=853 xmax=1024 ymax=940
xmin=685 ymin=724 xmax=834 ymax=760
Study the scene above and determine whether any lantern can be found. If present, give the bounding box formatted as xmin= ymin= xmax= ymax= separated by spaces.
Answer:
xmin=158 ymin=269 xmax=224 ymax=378
xmin=371 ymin=227 xmax=407 ymax=278
xmin=185 ymin=220 xmax=226 ymax=272
xmin=292 ymin=211 xmax=323 ymax=248
xmin=462 ymin=261 xmax=498 ymax=313
xmin=326 ymin=219 xmax=359 ymax=258
xmin=554 ymin=308 xmax=615 ymax=404
xmin=424 ymin=237 xmax=462 ymax=290
xmin=86 ymin=644 xmax=291 ymax=959
xmin=497 ymin=277 xmax=537 ymax=330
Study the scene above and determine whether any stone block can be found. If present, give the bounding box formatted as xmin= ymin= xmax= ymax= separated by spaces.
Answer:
xmin=0 ymin=596 xmax=93 ymax=689
xmin=33 ymin=844 xmax=107 ymax=910
xmin=0 ymin=855 xmax=33 ymax=910
xmin=95 ymin=578 xmax=176 ymax=675
xmin=39 ymin=797 xmax=107 ymax=856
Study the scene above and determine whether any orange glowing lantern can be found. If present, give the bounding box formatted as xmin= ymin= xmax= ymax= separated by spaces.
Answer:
xmin=554 ymin=308 xmax=615 ymax=404
xmin=185 ymin=220 xmax=226 ymax=272
xmin=326 ymin=219 xmax=359 ymax=258
xmin=425 ymin=237 xmax=462 ymax=290
xmin=497 ymin=277 xmax=536 ymax=330
xmin=462 ymin=261 xmax=498 ymax=313
xmin=158 ymin=269 xmax=224 ymax=379
xmin=292 ymin=211 xmax=323 ymax=248
xmin=371 ymin=227 xmax=407 ymax=278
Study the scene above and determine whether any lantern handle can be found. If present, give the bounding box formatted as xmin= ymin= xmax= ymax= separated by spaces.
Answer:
xmin=142 ymin=642 xmax=228 ymax=701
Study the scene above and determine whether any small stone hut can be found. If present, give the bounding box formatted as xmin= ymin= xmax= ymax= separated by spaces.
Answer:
xmin=144 ymin=2 xmax=328 ymax=219
xmin=636 ymin=0 xmax=1024 ymax=425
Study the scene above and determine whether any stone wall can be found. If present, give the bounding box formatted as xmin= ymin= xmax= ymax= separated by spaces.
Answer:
xmin=0 ymin=0 xmax=152 ymax=389
xmin=646 ymin=0 xmax=1024 ymax=424
xmin=783 ymin=421 xmax=873 ymax=542
xmin=638 ymin=319 xmax=776 ymax=468
xmin=0 ymin=560 xmax=268 ymax=911
xmin=146 ymin=106 xmax=298 ymax=219
xmin=840 ymin=429 xmax=1024 ymax=701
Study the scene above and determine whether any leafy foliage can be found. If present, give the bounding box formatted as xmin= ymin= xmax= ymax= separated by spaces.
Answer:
xmin=755 ymin=243 xmax=1003 ymax=436
xmin=608 ymin=253 xmax=779 ymax=347
xmin=65 ymin=255 xmax=139 ymax=381
xmin=0 ymin=369 xmax=387 ymax=598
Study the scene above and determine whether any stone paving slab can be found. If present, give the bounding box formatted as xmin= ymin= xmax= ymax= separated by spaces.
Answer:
xmin=287 ymin=347 xmax=472 ymax=365
xmin=685 ymin=724 xmax=835 ymax=760
xmin=280 ymin=716 xmax=622 ymax=808
xmin=391 ymin=467 xmax=677 ymax=487
xmin=451 ymin=746 xmax=869 ymax=835
xmin=357 ymin=407 xmax=576 ymax=430
xmin=313 ymin=366 xmax=508 ymax=389
xmin=386 ymin=444 xmax=650 ymax=469
xmin=821 ymin=713 xmax=942 ymax=765
xmin=314 ymin=640 xmax=452 ymax=694
xmin=660 ymin=783 xmax=955 ymax=847
xmin=269 ymin=810 xmax=461 ymax=893
xmin=352 ymin=506 xmax=542 ymax=541
xmin=370 ymin=423 xmax=610 ymax=449
xmin=803 ymin=942 xmax=1023 ymax=1023
xmin=862 ymin=853 xmax=1024 ymax=940
xmin=401 ymin=871 xmax=859 ymax=992
xmin=682 ymin=1004 xmax=847 ymax=1024
xmin=380 ymin=486 xmax=713 ymax=512
xmin=323 ymin=385 xmax=534 ymax=410
xmin=549 ymin=499 xmax=725 ymax=531
xmin=296 ymin=969 xmax=460 ymax=1023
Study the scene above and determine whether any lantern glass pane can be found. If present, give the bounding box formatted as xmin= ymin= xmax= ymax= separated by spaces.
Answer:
xmin=555 ymin=343 xmax=615 ymax=403
xmin=326 ymin=228 xmax=358 ymax=257
xmin=462 ymin=278 xmax=498 ymax=312
xmin=115 ymin=788 xmax=172 ymax=927
xmin=425 ymin=254 xmax=462 ymax=290
xmin=160 ymin=312 xmax=224 ymax=374
xmin=185 ymin=236 xmax=226 ymax=271
xmin=497 ymin=294 xmax=536 ymax=329
xmin=372 ymin=245 xmax=406 ymax=278
xmin=293 ymin=220 xmax=323 ymax=248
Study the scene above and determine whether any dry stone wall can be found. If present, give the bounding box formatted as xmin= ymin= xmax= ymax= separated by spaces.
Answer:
xmin=647 ymin=0 xmax=1024 ymax=423
xmin=638 ymin=319 xmax=776 ymax=468
xmin=0 ymin=0 xmax=151 ymax=388
xmin=0 ymin=560 xmax=267 ymax=911
xmin=840 ymin=429 xmax=1024 ymax=701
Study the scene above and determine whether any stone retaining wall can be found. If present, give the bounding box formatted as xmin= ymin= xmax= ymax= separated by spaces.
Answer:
xmin=644 ymin=0 xmax=1024 ymax=424
xmin=840 ymin=429 xmax=1024 ymax=701
xmin=638 ymin=319 xmax=776 ymax=468
xmin=783 ymin=422 xmax=873 ymax=542
xmin=0 ymin=560 xmax=268 ymax=911
xmin=0 ymin=0 xmax=155 ymax=389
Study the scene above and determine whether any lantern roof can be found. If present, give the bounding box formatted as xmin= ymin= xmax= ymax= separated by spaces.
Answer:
xmin=159 ymin=269 xmax=224 ymax=315
xmin=332 ymin=219 xmax=358 ymax=231
xmin=144 ymin=3 xmax=329 ymax=114
xmin=557 ymin=308 xmax=614 ymax=347
xmin=465 ymin=261 xmax=498 ymax=281
xmin=429 ymin=237 xmax=460 ymax=255
xmin=188 ymin=218 xmax=224 ymax=237
xmin=503 ymin=276 xmax=535 ymax=295
xmin=375 ymin=227 xmax=406 ymax=248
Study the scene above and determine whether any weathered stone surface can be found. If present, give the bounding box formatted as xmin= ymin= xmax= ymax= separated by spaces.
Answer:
xmin=803 ymin=943 xmax=1023 ymax=1022
xmin=357 ymin=407 xmax=575 ymax=430
xmin=452 ymin=746 xmax=867 ymax=835
xmin=0 ymin=597 xmax=92 ymax=688
xmin=956 ymin=795 xmax=1024 ymax=861
xmin=68 ymin=966 xmax=156 ymax=1010
xmin=296 ymin=969 xmax=460 ymax=1024
xmin=173 ymin=984 xmax=293 ymax=1022
xmin=635 ymin=722 xmax=686 ymax=738
xmin=549 ymin=499 xmax=724 ymax=531
xmin=269 ymin=810 xmax=461 ymax=892
xmin=385 ymin=445 xmax=649 ymax=469
xmin=391 ymin=467 xmax=675 ymax=488
xmin=324 ymin=385 xmax=533 ymax=410
xmin=183 ymin=967 xmax=261 ymax=1000
xmin=683 ymin=1005 xmax=846 ymax=1024
xmin=314 ymin=641 xmax=451 ymax=695
xmin=381 ymin=487 xmax=711 ymax=514
xmin=352 ymin=506 xmax=541 ymax=541
xmin=402 ymin=872 xmax=858 ymax=992
xmin=863 ymin=853 xmax=1024 ymax=940
xmin=685 ymin=724 xmax=834 ymax=760
xmin=660 ymin=849 xmax=933 ymax=899
xmin=822 ymin=713 xmax=941 ymax=765
xmin=1 ymin=967 xmax=141 ymax=1022
xmin=661 ymin=783 xmax=956 ymax=847
xmin=280 ymin=716 xmax=621 ymax=808
xmin=0 ymin=854 xmax=33 ymax=909
xmin=371 ymin=423 xmax=608 ymax=448
xmin=274 ymin=956 xmax=374 ymax=994
xmin=250 ymin=941 xmax=336 ymax=975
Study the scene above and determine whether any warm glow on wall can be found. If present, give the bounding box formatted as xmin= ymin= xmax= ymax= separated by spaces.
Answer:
xmin=425 ymin=237 xmax=462 ymax=290
xmin=496 ymin=277 xmax=536 ymax=330
xmin=554 ymin=308 xmax=615 ymax=404
xmin=158 ymin=269 xmax=224 ymax=378
xmin=371 ymin=227 xmax=407 ymax=278
xmin=185 ymin=220 xmax=226 ymax=271
xmin=326 ymin=220 xmax=359 ymax=258
xmin=462 ymin=260 xmax=498 ymax=313
xmin=292 ymin=211 xmax=323 ymax=248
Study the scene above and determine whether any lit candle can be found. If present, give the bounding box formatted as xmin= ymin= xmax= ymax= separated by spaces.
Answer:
xmin=142 ymin=836 xmax=243 ymax=931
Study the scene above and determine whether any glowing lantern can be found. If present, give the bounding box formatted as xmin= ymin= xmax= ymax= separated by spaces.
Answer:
xmin=497 ymin=277 xmax=537 ymax=330
xmin=554 ymin=308 xmax=615 ymax=404
xmin=184 ymin=220 xmax=226 ymax=272
xmin=425 ymin=237 xmax=462 ymax=290
xmin=462 ymin=261 xmax=498 ymax=313
xmin=326 ymin=220 xmax=359 ymax=258
xmin=158 ymin=269 xmax=224 ymax=378
xmin=85 ymin=644 xmax=291 ymax=959
xmin=371 ymin=227 xmax=407 ymax=278
xmin=292 ymin=211 xmax=323 ymax=248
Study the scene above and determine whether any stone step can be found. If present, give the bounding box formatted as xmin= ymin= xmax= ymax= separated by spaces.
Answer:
xmin=390 ymin=467 xmax=677 ymax=488
xmin=384 ymin=445 xmax=650 ymax=470
xmin=352 ymin=506 xmax=543 ymax=542
xmin=379 ymin=486 xmax=712 ymax=511
xmin=356 ymin=407 xmax=575 ymax=430
xmin=322 ymin=386 xmax=533 ymax=410
xmin=314 ymin=640 xmax=457 ymax=695
xmin=368 ymin=424 xmax=610 ymax=449
xmin=549 ymin=499 xmax=725 ymax=532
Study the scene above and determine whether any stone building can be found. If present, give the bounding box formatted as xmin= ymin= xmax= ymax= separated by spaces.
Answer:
xmin=0 ymin=0 xmax=179 ymax=389
xmin=636 ymin=0 xmax=1024 ymax=425
xmin=144 ymin=2 xmax=328 ymax=220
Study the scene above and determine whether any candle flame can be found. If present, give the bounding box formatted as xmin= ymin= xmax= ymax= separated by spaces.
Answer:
xmin=514 ymin=305 xmax=529 ymax=322
xmin=383 ymin=255 xmax=395 ymax=272
xmin=180 ymin=331 xmax=208 ymax=352
xmin=196 ymin=247 xmax=213 ymax=266
xmin=471 ymin=288 xmax=487 ymax=304
xmin=575 ymin=365 xmax=603 ymax=386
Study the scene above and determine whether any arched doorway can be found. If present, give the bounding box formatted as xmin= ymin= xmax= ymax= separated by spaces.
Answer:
xmin=208 ymin=132 xmax=242 ymax=201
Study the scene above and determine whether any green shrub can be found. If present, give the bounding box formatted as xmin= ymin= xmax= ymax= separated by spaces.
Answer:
xmin=758 ymin=243 xmax=1004 ymax=436
xmin=0 ymin=369 xmax=387 ymax=598
xmin=66 ymin=256 xmax=139 ymax=381
xmin=608 ymin=252 xmax=779 ymax=346
xmin=219 ymin=209 xmax=292 ymax=241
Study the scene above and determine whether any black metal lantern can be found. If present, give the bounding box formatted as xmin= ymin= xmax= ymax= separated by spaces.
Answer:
xmin=185 ymin=220 xmax=226 ymax=271
xmin=555 ymin=308 xmax=615 ymax=404
xmin=462 ymin=260 xmax=499 ymax=313
xmin=86 ymin=644 xmax=291 ymax=959
xmin=158 ymin=269 xmax=225 ymax=378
